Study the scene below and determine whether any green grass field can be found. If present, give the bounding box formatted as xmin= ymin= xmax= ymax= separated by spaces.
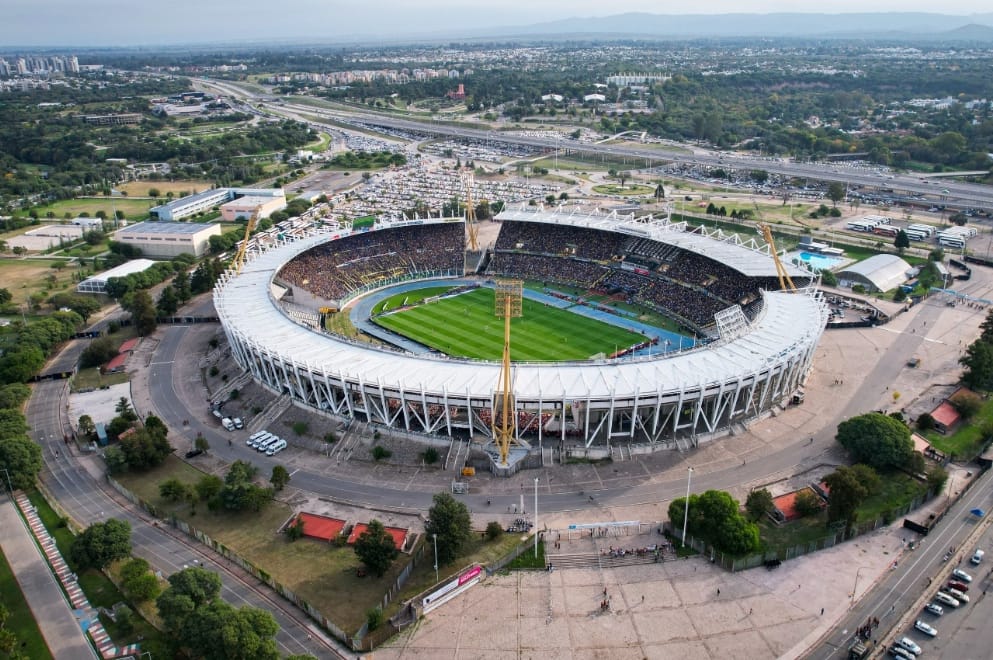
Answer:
xmin=0 ymin=546 xmax=53 ymax=660
xmin=373 ymin=287 xmax=645 ymax=361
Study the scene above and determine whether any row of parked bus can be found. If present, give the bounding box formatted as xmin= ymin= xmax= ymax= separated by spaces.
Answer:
xmin=245 ymin=430 xmax=287 ymax=456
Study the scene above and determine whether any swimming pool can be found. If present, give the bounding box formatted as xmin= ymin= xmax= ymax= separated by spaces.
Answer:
xmin=793 ymin=251 xmax=845 ymax=271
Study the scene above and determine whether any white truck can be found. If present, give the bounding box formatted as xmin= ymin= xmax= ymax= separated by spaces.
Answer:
xmin=221 ymin=417 xmax=236 ymax=431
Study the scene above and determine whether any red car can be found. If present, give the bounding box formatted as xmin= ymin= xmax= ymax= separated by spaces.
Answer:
xmin=948 ymin=580 xmax=969 ymax=592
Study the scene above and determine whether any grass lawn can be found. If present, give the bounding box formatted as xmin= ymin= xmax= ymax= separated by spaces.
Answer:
xmin=0 ymin=546 xmax=54 ymax=659
xmin=856 ymin=472 xmax=929 ymax=522
xmin=373 ymin=287 xmax=645 ymax=361
xmin=0 ymin=258 xmax=77 ymax=306
xmin=72 ymin=369 xmax=130 ymax=392
xmin=115 ymin=456 xmax=408 ymax=633
xmin=24 ymin=490 xmax=169 ymax=653
xmin=592 ymin=183 xmax=654 ymax=196
xmin=759 ymin=514 xmax=833 ymax=553
xmin=34 ymin=198 xmax=156 ymax=220
xmin=925 ymin=397 xmax=993 ymax=458
xmin=116 ymin=180 xmax=214 ymax=198
xmin=371 ymin=286 xmax=454 ymax=314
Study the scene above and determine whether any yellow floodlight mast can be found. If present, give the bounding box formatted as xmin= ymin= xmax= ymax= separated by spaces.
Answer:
xmin=492 ymin=280 xmax=522 ymax=466
xmin=759 ymin=223 xmax=797 ymax=292
xmin=232 ymin=210 xmax=259 ymax=275
xmin=461 ymin=169 xmax=479 ymax=251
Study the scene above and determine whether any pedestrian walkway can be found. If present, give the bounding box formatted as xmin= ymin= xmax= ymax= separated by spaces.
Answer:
xmin=9 ymin=492 xmax=140 ymax=659
xmin=0 ymin=494 xmax=94 ymax=660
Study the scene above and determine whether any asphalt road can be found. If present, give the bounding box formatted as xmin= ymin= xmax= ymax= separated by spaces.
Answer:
xmin=808 ymin=467 xmax=993 ymax=659
xmin=26 ymin=379 xmax=345 ymax=659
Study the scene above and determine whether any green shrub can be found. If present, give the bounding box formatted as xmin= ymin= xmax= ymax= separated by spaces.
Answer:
xmin=485 ymin=521 xmax=503 ymax=540
xmin=422 ymin=447 xmax=439 ymax=464
xmin=372 ymin=445 xmax=392 ymax=461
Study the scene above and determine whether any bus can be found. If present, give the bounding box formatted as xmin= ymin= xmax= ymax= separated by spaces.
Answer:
xmin=873 ymin=225 xmax=898 ymax=237
xmin=907 ymin=224 xmax=935 ymax=237
xmin=939 ymin=236 xmax=966 ymax=250
xmin=847 ymin=220 xmax=877 ymax=232
xmin=904 ymin=229 xmax=929 ymax=242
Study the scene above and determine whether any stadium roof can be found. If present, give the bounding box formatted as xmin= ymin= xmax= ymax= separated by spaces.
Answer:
xmin=215 ymin=228 xmax=827 ymax=403
xmin=836 ymin=254 xmax=912 ymax=292
xmin=495 ymin=205 xmax=811 ymax=279
xmin=117 ymin=221 xmax=216 ymax=236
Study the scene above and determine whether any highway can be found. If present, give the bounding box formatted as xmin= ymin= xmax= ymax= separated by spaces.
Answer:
xmin=26 ymin=379 xmax=346 ymax=659
xmin=194 ymin=77 xmax=993 ymax=214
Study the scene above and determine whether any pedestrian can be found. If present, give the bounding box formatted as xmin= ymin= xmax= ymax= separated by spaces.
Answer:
xmin=748 ymin=607 xmax=752 ymax=615
xmin=717 ymin=588 xmax=720 ymax=596
xmin=820 ymin=607 xmax=824 ymax=616
xmin=642 ymin=595 xmax=645 ymax=602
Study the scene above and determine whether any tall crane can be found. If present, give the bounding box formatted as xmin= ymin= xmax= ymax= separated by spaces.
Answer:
xmin=491 ymin=280 xmax=522 ymax=466
xmin=231 ymin=210 xmax=259 ymax=275
xmin=759 ymin=223 xmax=796 ymax=292
xmin=461 ymin=169 xmax=479 ymax=251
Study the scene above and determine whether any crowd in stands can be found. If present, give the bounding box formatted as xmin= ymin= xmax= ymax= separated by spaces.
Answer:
xmin=488 ymin=220 xmax=801 ymax=329
xmin=278 ymin=223 xmax=464 ymax=301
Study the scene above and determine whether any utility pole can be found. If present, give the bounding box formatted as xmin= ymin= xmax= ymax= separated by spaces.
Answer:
xmin=681 ymin=467 xmax=693 ymax=547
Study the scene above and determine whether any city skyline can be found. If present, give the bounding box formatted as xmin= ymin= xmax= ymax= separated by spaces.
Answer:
xmin=3 ymin=1 xmax=993 ymax=47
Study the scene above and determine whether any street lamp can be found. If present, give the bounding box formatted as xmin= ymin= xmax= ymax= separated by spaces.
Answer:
xmin=851 ymin=566 xmax=871 ymax=607
xmin=681 ymin=467 xmax=693 ymax=547
xmin=432 ymin=533 xmax=439 ymax=583
xmin=534 ymin=477 xmax=539 ymax=559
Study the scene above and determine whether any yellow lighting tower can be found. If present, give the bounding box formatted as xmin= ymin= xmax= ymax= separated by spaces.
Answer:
xmin=492 ymin=280 xmax=522 ymax=466
xmin=759 ymin=223 xmax=797 ymax=292
xmin=231 ymin=210 xmax=260 ymax=275
xmin=461 ymin=169 xmax=479 ymax=251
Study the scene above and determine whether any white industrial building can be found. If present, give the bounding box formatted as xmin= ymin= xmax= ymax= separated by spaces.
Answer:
xmin=220 ymin=195 xmax=287 ymax=222
xmin=77 ymin=259 xmax=158 ymax=294
xmin=114 ymin=222 xmax=221 ymax=258
xmin=836 ymin=254 xmax=913 ymax=292
xmin=150 ymin=188 xmax=285 ymax=221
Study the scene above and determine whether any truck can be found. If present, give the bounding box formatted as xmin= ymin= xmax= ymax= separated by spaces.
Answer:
xmin=221 ymin=417 xmax=236 ymax=431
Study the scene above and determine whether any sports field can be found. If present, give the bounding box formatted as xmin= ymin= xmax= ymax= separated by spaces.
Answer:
xmin=372 ymin=287 xmax=646 ymax=361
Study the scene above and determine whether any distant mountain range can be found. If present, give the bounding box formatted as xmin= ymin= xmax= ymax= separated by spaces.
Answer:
xmin=477 ymin=12 xmax=993 ymax=41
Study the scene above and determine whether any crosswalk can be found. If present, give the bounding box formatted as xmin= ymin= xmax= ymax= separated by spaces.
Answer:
xmin=14 ymin=492 xmax=140 ymax=659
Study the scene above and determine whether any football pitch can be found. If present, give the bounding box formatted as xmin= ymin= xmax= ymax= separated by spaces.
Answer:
xmin=372 ymin=287 xmax=646 ymax=361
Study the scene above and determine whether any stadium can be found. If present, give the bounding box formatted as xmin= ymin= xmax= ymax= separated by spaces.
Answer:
xmin=214 ymin=206 xmax=828 ymax=466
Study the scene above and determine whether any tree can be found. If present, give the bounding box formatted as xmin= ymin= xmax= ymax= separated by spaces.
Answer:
xmin=962 ymin=338 xmax=993 ymax=390
xmin=826 ymin=182 xmax=846 ymax=207
xmin=70 ymin=518 xmax=131 ymax=570
xmin=823 ymin=465 xmax=879 ymax=534
xmin=80 ymin=336 xmax=119 ymax=368
xmin=194 ymin=433 xmax=210 ymax=453
xmin=0 ymin=435 xmax=43 ymax=490
xmin=115 ymin=396 xmax=136 ymax=420
xmin=121 ymin=290 xmax=157 ymax=336
xmin=894 ymin=230 xmax=910 ymax=254
xmin=119 ymin=427 xmax=172 ymax=471
xmin=0 ymin=383 xmax=31 ymax=410
xmin=157 ymin=285 xmax=179 ymax=317
xmin=425 ymin=492 xmax=472 ymax=565
xmin=173 ymin=271 xmax=192 ymax=303
xmin=835 ymin=412 xmax=914 ymax=471
xmin=195 ymin=474 xmax=223 ymax=502
xmin=668 ymin=490 xmax=760 ymax=555
xmin=926 ymin=464 xmax=949 ymax=494
xmin=156 ymin=566 xmax=221 ymax=632
xmin=102 ymin=446 xmax=129 ymax=475
xmin=793 ymin=490 xmax=823 ymax=518
xmin=354 ymin=519 xmax=399 ymax=577
xmin=485 ymin=521 xmax=503 ymax=540
xmin=160 ymin=478 xmax=189 ymax=503
xmin=745 ymin=488 xmax=774 ymax=521
xmin=916 ymin=412 xmax=935 ymax=431
xmin=120 ymin=557 xmax=161 ymax=602
xmin=269 ymin=465 xmax=290 ymax=491
xmin=0 ymin=289 xmax=9 ymax=305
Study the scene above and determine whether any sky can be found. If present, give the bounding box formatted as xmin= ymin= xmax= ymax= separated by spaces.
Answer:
xmin=3 ymin=0 xmax=992 ymax=48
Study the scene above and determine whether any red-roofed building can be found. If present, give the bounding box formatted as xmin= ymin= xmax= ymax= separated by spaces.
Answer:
xmin=930 ymin=401 xmax=961 ymax=435
xmin=118 ymin=337 xmax=140 ymax=354
xmin=770 ymin=487 xmax=824 ymax=523
xmin=295 ymin=513 xmax=346 ymax=542
xmin=347 ymin=522 xmax=408 ymax=550
xmin=102 ymin=353 xmax=128 ymax=374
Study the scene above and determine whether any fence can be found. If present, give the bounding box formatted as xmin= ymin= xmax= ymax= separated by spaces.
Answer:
xmin=664 ymin=490 xmax=936 ymax=572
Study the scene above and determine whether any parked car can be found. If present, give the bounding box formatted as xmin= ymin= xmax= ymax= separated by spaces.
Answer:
xmin=933 ymin=591 xmax=960 ymax=608
xmin=945 ymin=588 xmax=969 ymax=603
xmin=265 ymin=438 xmax=287 ymax=456
xmin=970 ymin=549 xmax=985 ymax=565
xmin=952 ymin=568 xmax=973 ymax=582
xmin=233 ymin=417 xmax=244 ymax=429
xmin=184 ymin=448 xmax=204 ymax=459
xmin=896 ymin=637 xmax=922 ymax=656
xmin=923 ymin=602 xmax=943 ymax=616
xmin=914 ymin=620 xmax=937 ymax=637
xmin=889 ymin=646 xmax=915 ymax=660
xmin=947 ymin=580 xmax=969 ymax=592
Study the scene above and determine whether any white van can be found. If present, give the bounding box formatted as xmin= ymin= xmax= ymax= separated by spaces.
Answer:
xmin=265 ymin=439 xmax=287 ymax=456
xmin=221 ymin=417 xmax=235 ymax=431
xmin=970 ymin=549 xmax=985 ymax=565
xmin=249 ymin=432 xmax=272 ymax=448
xmin=257 ymin=435 xmax=280 ymax=452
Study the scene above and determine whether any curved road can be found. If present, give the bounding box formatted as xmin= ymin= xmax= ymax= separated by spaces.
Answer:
xmin=27 ymin=379 xmax=346 ymax=659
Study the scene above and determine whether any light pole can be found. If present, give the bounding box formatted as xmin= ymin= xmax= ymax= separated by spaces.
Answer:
xmin=534 ymin=477 xmax=539 ymax=559
xmin=681 ymin=467 xmax=693 ymax=547
xmin=851 ymin=566 xmax=870 ymax=607
xmin=432 ymin=533 xmax=439 ymax=583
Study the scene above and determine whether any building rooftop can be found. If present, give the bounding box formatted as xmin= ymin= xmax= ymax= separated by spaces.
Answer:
xmin=117 ymin=221 xmax=216 ymax=235
xmin=84 ymin=258 xmax=158 ymax=283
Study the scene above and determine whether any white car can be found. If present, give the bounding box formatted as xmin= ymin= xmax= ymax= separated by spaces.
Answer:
xmin=933 ymin=591 xmax=960 ymax=608
xmin=923 ymin=602 xmax=943 ymax=616
xmin=897 ymin=637 xmax=922 ymax=656
xmin=914 ymin=620 xmax=937 ymax=637
xmin=945 ymin=588 xmax=969 ymax=603
xmin=952 ymin=568 xmax=973 ymax=583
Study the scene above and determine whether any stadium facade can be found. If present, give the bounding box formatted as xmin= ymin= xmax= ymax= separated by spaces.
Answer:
xmin=215 ymin=209 xmax=828 ymax=452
